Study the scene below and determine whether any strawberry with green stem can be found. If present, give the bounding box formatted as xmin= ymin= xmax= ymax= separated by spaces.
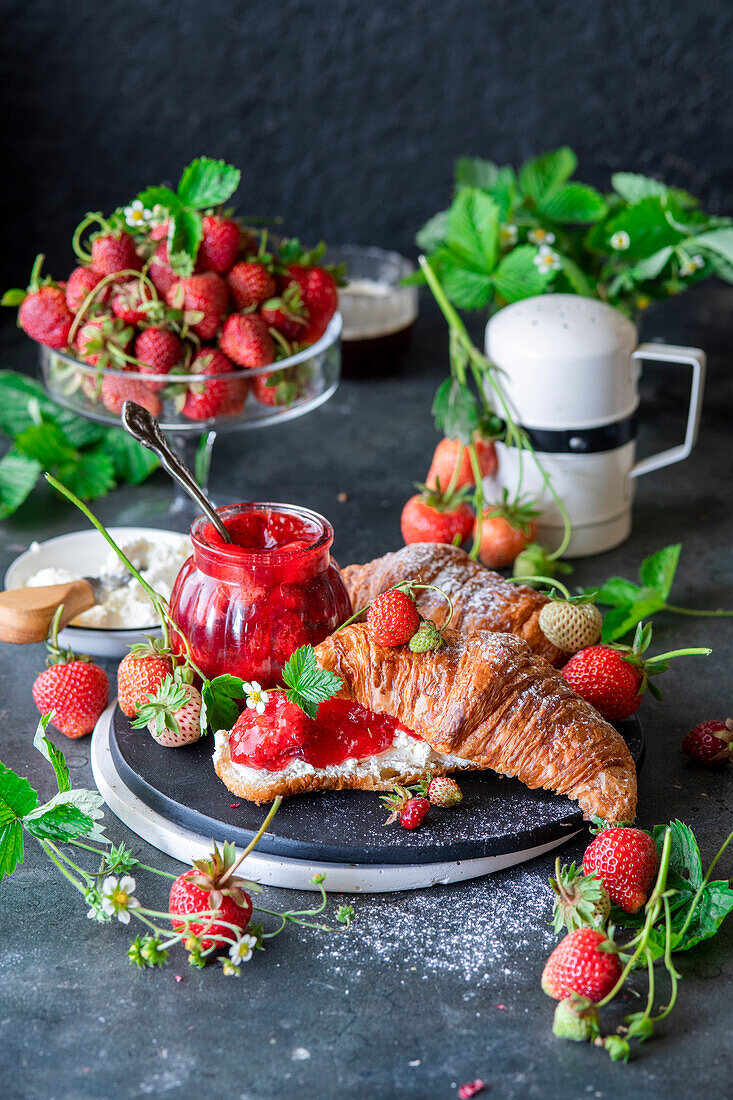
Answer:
xmin=2 ymin=254 xmax=75 ymax=349
xmin=31 ymin=605 xmax=110 ymax=738
xmin=474 ymin=491 xmax=540 ymax=569
xmin=337 ymin=580 xmax=455 ymax=653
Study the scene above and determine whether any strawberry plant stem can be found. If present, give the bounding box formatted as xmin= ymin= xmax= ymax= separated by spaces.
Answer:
xmin=218 ymin=796 xmax=282 ymax=885
xmin=664 ymin=604 xmax=733 ymax=617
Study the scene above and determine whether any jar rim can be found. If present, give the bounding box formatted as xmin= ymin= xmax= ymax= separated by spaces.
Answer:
xmin=190 ymin=502 xmax=334 ymax=561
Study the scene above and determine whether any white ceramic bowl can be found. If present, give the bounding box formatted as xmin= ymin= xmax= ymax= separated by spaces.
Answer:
xmin=4 ymin=527 xmax=190 ymax=659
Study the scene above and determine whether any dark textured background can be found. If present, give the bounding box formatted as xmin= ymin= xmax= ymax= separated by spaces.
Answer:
xmin=2 ymin=0 xmax=732 ymax=291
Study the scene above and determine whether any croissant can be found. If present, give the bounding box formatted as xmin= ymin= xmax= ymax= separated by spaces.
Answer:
xmin=341 ymin=543 xmax=563 ymax=665
xmin=314 ymin=624 xmax=637 ymax=824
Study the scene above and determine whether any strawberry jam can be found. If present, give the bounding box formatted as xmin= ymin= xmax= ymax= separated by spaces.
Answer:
xmin=169 ymin=503 xmax=352 ymax=685
xmin=229 ymin=694 xmax=419 ymax=772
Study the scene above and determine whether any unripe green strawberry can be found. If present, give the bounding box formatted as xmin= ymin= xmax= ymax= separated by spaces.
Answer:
xmin=539 ymin=600 xmax=602 ymax=654
xmin=408 ymin=620 xmax=444 ymax=652
xmin=552 ymin=995 xmax=600 ymax=1042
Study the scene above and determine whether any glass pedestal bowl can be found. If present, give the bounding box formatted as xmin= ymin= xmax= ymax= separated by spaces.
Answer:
xmin=38 ymin=313 xmax=342 ymax=525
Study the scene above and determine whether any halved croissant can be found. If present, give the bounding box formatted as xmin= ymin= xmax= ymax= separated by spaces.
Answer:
xmin=315 ymin=624 xmax=637 ymax=824
xmin=341 ymin=543 xmax=563 ymax=665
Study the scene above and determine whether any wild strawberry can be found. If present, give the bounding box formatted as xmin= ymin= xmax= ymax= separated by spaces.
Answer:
xmin=427 ymin=435 xmax=498 ymax=491
xmin=2 ymin=256 xmax=74 ymax=349
xmin=541 ymin=928 xmax=621 ymax=1001
xmin=407 ymin=620 xmax=445 ymax=653
xmin=76 ymin=316 xmax=133 ymax=368
xmin=252 ymin=368 xmax=305 ymax=408
xmin=91 ymin=231 xmax=141 ymax=276
xmin=149 ymin=242 xmax=179 ymax=295
xmin=552 ymin=995 xmax=600 ymax=1042
xmin=101 ymin=372 xmax=162 ymax=417
xmin=198 ymin=215 xmax=240 ymax=273
xmin=219 ymin=313 xmax=275 ymax=368
xmin=32 ymin=612 xmax=109 ymax=738
xmin=682 ymin=718 xmax=733 ymax=765
xmin=475 ymin=495 xmax=539 ymax=569
xmin=166 ymin=273 xmax=228 ymax=340
xmin=381 ymin=786 xmax=430 ymax=829
xmin=367 ymin=589 xmax=421 ymax=646
xmin=169 ymin=841 xmax=254 ymax=952
xmin=538 ymin=600 xmax=603 ymax=654
xmin=132 ymin=676 xmax=202 ymax=747
xmin=134 ymin=327 xmax=184 ymax=389
xmin=117 ymin=646 xmax=174 ymax=718
xmin=227 ymin=262 xmax=276 ymax=310
xmin=549 ymin=860 xmax=611 ymax=933
xmin=401 ymin=487 xmax=474 ymax=547
xmin=111 ymin=279 xmax=151 ymax=325
xmin=425 ymin=776 xmax=463 ymax=808
xmin=65 ymin=266 xmax=105 ymax=313
xmin=583 ymin=827 xmax=659 ymax=913
xmin=182 ymin=349 xmax=248 ymax=420
xmin=285 ymin=265 xmax=338 ymax=343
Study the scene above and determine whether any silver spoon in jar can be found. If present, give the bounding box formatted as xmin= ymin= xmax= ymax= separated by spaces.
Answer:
xmin=121 ymin=401 xmax=233 ymax=544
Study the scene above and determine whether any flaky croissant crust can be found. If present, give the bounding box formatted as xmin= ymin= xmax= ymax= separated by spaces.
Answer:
xmin=341 ymin=543 xmax=563 ymax=665
xmin=314 ymin=624 xmax=637 ymax=825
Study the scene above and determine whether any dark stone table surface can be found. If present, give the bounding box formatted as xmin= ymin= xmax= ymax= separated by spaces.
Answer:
xmin=1 ymin=287 xmax=732 ymax=1099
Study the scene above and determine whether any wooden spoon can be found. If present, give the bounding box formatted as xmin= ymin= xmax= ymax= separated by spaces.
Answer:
xmin=0 ymin=573 xmax=128 ymax=645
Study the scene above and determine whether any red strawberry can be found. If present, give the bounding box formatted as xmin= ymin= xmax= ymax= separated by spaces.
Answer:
xmin=252 ymin=367 xmax=305 ymax=408
xmin=226 ymin=262 xmax=276 ymax=310
xmin=427 ymin=435 xmax=498 ymax=491
xmin=682 ymin=718 xmax=733 ymax=765
xmin=149 ymin=242 xmax=179 ymax=295
xmin=260 ymin=281 xmax=308 ymax=341
xmin=562 ymin=645 xmax=642 ymax=721
xmin=65 ymin=266 xmax=105 ymax=313
xmin=475 ymin=497 xmax=539 ymax=569
xmin=367 ymin=589 xmax=421 ymax=646
xmin=117 ymin=649 xmax=174 ymax=718
xmin=91 ymin=231 xmax=141 ymax=276
xmin=3 ymin=254 xmax=74 ymax=349
xmin=111 ymin=279 xmax=151 ymax=325
xmin=285 ymin=265 xmax=338 ymax=343
xmin=198 ymin=215 xmax=240 ymax=274
xmin=134 ymin=327 xmax=184 ymax=389
xmin=182 ymin=349 xmax=249 ymax=420
xmin=76 ymin=316 xmax=133 ymax=368
xmin=401 ymin=489 xmax=474 ymax=547
xmin=583 ymin=828 xmax=659 ymax=914
xmin=541 ymin=928 xmax=621 ymax=1001
xmin=32 ymin=614 xmax=109 ymax=738
xmin=169 ymin=843 xmax=253 ymax=953
xmin=219 ymin=313 xmax=275 ymax=368
xmin=166 ymin=273 xmax=228 ymax=340
xmin=381 ymin=785 xmax=430 ymax=829
xmin=101 ymin=372 xmax=162 ymax=416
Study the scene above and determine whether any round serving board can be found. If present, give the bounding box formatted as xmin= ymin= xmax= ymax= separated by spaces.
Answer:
xmin=91 ymin=703 xmax=644 ymax=894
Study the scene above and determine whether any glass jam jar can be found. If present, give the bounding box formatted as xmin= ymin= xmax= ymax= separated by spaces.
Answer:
xmin=169 ymin=503 xmax=352 ymax=685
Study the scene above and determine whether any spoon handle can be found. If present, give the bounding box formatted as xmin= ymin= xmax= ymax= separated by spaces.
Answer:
xmin=121 ymin=402 xmax=233 ymax=543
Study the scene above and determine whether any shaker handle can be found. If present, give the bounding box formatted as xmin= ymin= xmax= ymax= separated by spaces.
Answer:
xmin=629 ymin=343 xmax=706 ymax=478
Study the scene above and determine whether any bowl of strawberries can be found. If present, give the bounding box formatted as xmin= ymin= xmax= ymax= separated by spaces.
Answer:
xmin=4 ymin=157 xmax=343 ymax=511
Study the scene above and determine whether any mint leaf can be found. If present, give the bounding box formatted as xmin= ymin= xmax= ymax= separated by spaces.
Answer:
xmin=639 ymin=544 xmax=681 ymax=599
xmin=177 ymin=158 xmax=241 ymax=209
xmin=445 ymin=188 xmax=499 ymax=273
xmin=539 ymin=182 xmax=606 ymax=223
xmin=519 ymin=146 xmax=577 ymax=204
xmin=600 ymin=588 xmax=666 ymax=641
xmin=432 ymin=378 xmax=479 ymax=444
xmin=102 ymin=429 xmax=159 ymax=485
xmin=136 ymin=185 xmax=181 ymax=214
xmin=14 ymin=420 xmax=78 ymax=469
xmin=415 ymin=209 xmax=449 ymax=252
xmin=0 ymin=822 xmax=24 ymax=880
xmin=281 ymin=645 xmax=342 ymax=720
xmin=492 ymin=245 xmax=551 ymax=302
xmin=454 ymin=156 xmax=502 ymax=191
xmin=201 ymin=674 xmax=246 ymax=733
xmin=24 ymin=803 xmax=96 ymax=842
xmin=33 ymin=714 xmax=71 ymax=793
xmin=0 ymin=448 xmax=41 ymax=518
xmin=58 ymin=446 xmax=116 ymax=500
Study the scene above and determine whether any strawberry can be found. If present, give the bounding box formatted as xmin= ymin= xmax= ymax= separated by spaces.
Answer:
xmin=407 ymin=620 xmax=445 ymax=653
xmin=117 ymin=647 xmax=174 ymax=718
xmin=91 ymin=231 xmax=141 ymax=276
xmin=111 ymin=279 xmax=152 ymax=325
xmin=381 ymin=786 xmax=430 ymax=829
xmin=182 ymin=349 xmax=248 ymax=420
xmin=401 ymin=487 xmax=474 ymax=547
xmin=252 ymin=368 xmax=305 ymax=408
xmin=76 ymin=316 xmax=133 ymax=368
xmin=219 ymin=313 xmax=275 ymax=368
xmin=149 ymin=242 xmax=180 ymax=295
xmin=475 ymin=495 xmax=539 ymax=569
xmin=549 ymin=860 xmax=611 ymax=933
xmin=3 ymin=256 xmax=74 ymax=349
xmin=682 ymin=718 xmax=733 ymax=765
xmin=538 ymin=600 xmax=603 ymax=654
xmin=424 ymin=775 xmax=463 ymax=808
xmin=366 ymin=589 xmax=421 ymax=646
xmin=285 ymin=265 xmax=338 ymax=343
xmin=552 ymin=995 xmax=600 ymax=1042
xmin=541 ymin=928 xmax=621 ymax=1001
xmin=226 ymin=262 xmax=276 ymax=310
xmin=132 ymin=677 xmax=203 ymax=747
xmin=583 ymin=827 xmax=659 ymax=914
xmin=65 ymin=266 xmax=105 ymax=313
xmin=198 ymin=215 xmax=240 ymax=274
xmin=169 ymin=841 xmax=254 ymax=952
xmin=260 ymin=282 xmax=308 ymax=341
xmin=166 ymin=273 xmax=228 ymax=340
xmin=32 ymin=611 xmax=109 ymax=738
xmin=101 ymin=372 xmax=162 ymax=417
xmin=134 ymin=327 xmax=184 ymax=389
xmin=426 ymin=435 xmax=498 ymax=491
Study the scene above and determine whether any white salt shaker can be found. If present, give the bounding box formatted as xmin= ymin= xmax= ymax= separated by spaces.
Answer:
xmin=484 ymin=294 xmax=706 ymax=557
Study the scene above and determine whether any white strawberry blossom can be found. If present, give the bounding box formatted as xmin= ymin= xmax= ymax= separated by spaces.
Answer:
xmin=123 ymin=199 xmax=153 ymax=230
xmin=610 ymin=230 xmax=631 ymax=251
xmin=533 ymin=244 xmax=562 ymax=273
xmin=243 ymin=681 xmax=268 ymax=714
xmin=679 ymin=254 xmax=704 ymax=277
xmin=229 ymin=933 xmax=258 ymax=964
xmin=500 ymin=223 xmax=518 ymax=247
xmin=528 ymin=228 xmax=555 ymax=246
xmin=100 ymin=875 xmax=141 ymax=924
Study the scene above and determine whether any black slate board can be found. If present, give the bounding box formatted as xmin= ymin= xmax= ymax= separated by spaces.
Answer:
xmin=110 ymin=706 xmax=644 ymax=866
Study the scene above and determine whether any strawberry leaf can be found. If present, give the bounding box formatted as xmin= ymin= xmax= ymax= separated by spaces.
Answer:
xmin=101 ymin=429 xmax=159 ymax=485
xmin=600 ymin=589 xmax=667 ymax=642
xmin=492 ymin=245 xmax=551 ymax=302
xmin=519 ymin=146 xmax=577 ymax=204
xmin=0 ymin=762 xmax=38 ymax=825
xmin=14 ymin=420 xmax=79 ymax=469
xmin=538 ymin=182 xmax=606 ymax=224
xmin=24 ymin=803 xmax=97 ymax=842
xmin=454 ymin=156 xmax=503 ymax=191
xmin=168 ymin=208 xmax=203 ymax=276
xmin=0 ymin=448 xmax=41 ymax=518
xmin=33 ymin=714 xmax=71 ymax=793
xmin=58 ymin=446 xmax=116 ymax=500
xmin=0 ymin=822 xmax=24 ymax=881
xmin=445 ymin=188 xmax=499 ymax=274
xmin=432 ymin=378 xmax=479 ymax=445
xmin=415 ymin=209 xmax=449 ymax=252
xmin=136 ymin=185 xmax=182 ymax=214
xmin=639 ymin=544 xmax=681 ymax=600
xmin=201 ymin=674 xmax=247 ymax=733
xmin=653 ymin=819 xmax=703 ymax=890
xmin=177 ymin=158 xmax=241 ymax=209
xmin=281 ymin=645 xmax=343 ymax=720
